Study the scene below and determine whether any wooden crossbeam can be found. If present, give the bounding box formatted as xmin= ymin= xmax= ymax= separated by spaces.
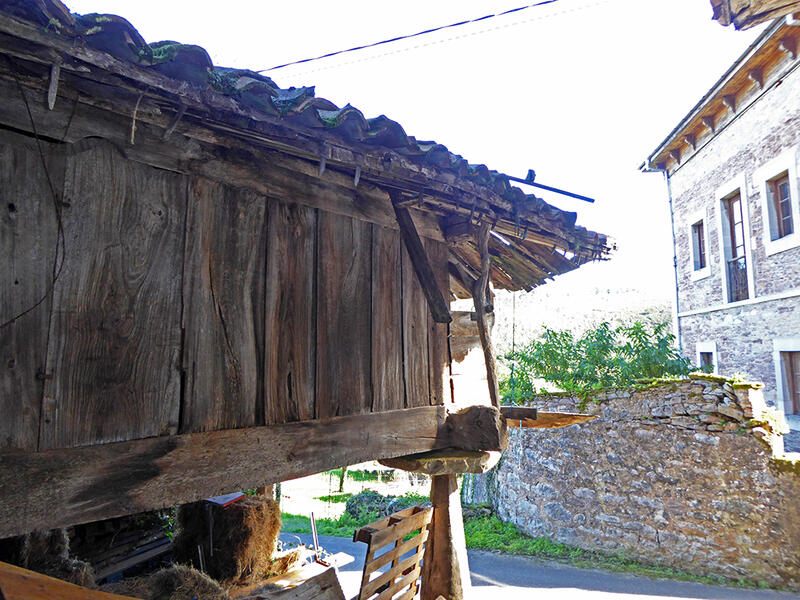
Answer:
xmin=0 ymin=406 xmax=448 ymax=538
xmin=390 ymin=191 xmax=452 ymax=323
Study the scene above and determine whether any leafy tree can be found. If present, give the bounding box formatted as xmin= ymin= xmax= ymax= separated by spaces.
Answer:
xmin=500 ymin=321 xmax=693 ymax=403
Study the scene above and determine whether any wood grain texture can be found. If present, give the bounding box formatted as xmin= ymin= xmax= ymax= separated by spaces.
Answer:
xmin=0 ymin=561 xmax=139 ymax=600
xmin=181 ymin=177 xmax=266 ymax=433
xmin=390 ymin=197 xmax=451 ymax=324
xmin=264 ymin=201 xmax=317 ymax=425
xmin=425 ymin=238 xmax=450 ymax=407
xmin=0 ymin=134 xmax=61 ymax=451
xmin=421 ymin=474 xmax=471 ymax=600
xmin=316 ymin=211 xmax=372 ymax=418
xmin=371 ymin=225 xmax=404 ymax=412
xmin=402 ymin=234 xmax=430 ymax=408
xmin=0 ymin=405 xmax=447 ymax=538
xmin=39 ymin=142 xmax=185 ymax=449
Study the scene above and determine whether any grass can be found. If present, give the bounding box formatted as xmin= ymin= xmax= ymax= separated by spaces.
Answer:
xmin=314 ymin=492 xmax=353 ymax=503
xmin=281 ymin=511 xmax=379 ymax=538
xmin=324 ymin=468 xmax=389 ymax=483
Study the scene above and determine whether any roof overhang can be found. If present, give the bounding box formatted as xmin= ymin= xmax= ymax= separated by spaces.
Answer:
xmin=642 ymin=16 xmax=799 ymax=174
xmin=711 ymin=0 xmax=800 ymax=29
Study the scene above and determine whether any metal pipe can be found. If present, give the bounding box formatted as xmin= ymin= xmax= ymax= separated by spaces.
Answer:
xmin=505 ymin=173 xmax=595 ymax=203
xmin=640 ymin=162 xmax=682 ymax=352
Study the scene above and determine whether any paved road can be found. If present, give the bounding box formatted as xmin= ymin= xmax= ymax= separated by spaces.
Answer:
xmin=280 ymin=533 xmax=800 ymax=600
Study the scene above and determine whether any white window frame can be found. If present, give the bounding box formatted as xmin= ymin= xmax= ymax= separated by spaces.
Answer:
xmin=774 ymin=337 xmax=800 ymax=419
xmin=696 ymin=341 xmax=718 ymax=374
xmin=753 ymin=147 xmax=800 ymax=257
xmin=716 ymin=174 xmax=755 ymax=303
xmin=687 ymin=209 xmax=711 ymax=281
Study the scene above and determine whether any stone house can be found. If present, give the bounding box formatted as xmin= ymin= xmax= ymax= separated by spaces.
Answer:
xmin=641 ymin=16 xmax=800 ymax=431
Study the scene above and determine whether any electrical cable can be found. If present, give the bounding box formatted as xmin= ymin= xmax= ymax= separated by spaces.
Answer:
xmin=277 ymin=0 xmax=611 ymax=79
xmin=259 ymin=0 xmax=560 ymax=72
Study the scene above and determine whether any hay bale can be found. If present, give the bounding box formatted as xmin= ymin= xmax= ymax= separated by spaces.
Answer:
xmin=173 ymin=497 xmax=281 ymax=583
xmin=0 ymin=529 xmax=95 ymax=588
xmin=149 ymin=565 xmax=229 ymax=600
xmin=101 ymin=575 xmax=153 ymax=598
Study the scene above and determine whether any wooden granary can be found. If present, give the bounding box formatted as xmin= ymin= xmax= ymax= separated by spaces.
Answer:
xmin=0 ymin=1 xmax=610 ymax=596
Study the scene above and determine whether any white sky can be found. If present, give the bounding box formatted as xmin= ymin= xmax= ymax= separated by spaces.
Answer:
xmin=66 ymin=0 xmax=764 ymax=300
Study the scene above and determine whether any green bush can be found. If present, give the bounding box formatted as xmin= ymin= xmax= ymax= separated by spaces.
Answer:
xmin=501 ymin=320 xmax=694 ymax=403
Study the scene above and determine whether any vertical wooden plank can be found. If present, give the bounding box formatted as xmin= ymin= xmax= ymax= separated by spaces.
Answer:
xmin=0 ymin=137 xmax=60 ymax=451
xmin=402 ymin=233 xmax=430 ymax=408
xmin=316 ymin=211 xmax=372 ymax=418
xmin=39 ymin=143 xmax=185 ymax=449
xmin=264 ymin=201 xmax=316 ymax=425
xmin=426 ymin=238 xmax=450 ymax=407
xmin=371 ymin=225 xmax=404 ymax=412
xmin=181 ymin=178 xmax=266 ymax=433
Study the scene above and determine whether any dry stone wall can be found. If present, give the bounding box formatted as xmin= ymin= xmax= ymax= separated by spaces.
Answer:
xmin=466 ymin=376 xmax=800 ymax=589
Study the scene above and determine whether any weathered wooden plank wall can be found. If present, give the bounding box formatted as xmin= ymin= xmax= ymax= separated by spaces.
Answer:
xmin=264 ymin=202 xmax=317 ymax=425
xmin=371 ymin=226 xmax=404 ymax=412
xmin=39 ymin=143 xmax=185 ymax=450
xmin=316 ymin=212 xmax=373 ymax=418
xmin=0 ymin=128 xmax=450 ymax=452
xmin=181 ymin=177 xmax=266 ymax=432
xmin=0 ymin=135 xmax=60 ymax=451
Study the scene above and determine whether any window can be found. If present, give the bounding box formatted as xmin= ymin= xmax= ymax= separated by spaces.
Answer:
xmin=782 ymin=352 xmax=800 ymax=415
xmin=687 ymin=211 xmax=710 ymax=281
xmin=721 ymin=191 xmax=749 ymax=302
xmin=696 ymin=341 xmax=717 ymax=374
xmin=692 ymin=221 xmax=706 ymax=270
xmin=754 ymin=148 xmax=800 ymax=256
xmin=774 ymin=339 xmax=800 ymax=418
xmin=768 ymin=172 xmax=793 ymax=240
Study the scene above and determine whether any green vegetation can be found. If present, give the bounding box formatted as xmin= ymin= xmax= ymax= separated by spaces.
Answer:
xmin=500 ymin=321 xmax=694 ymax=403
xmin=315 ymin=492 xmax=353 ymax=503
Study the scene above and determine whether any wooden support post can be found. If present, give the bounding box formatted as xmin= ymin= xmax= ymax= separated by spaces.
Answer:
xmin=390 ymin=190 xmax=452 ymax=324
xmin=421 ymin=474 xmax=471 ymax=600
xmin=472 ymin=221 xmax=501 ymax=408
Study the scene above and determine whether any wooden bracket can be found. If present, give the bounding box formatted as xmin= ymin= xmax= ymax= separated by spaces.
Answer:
xmin=684 ymin=133 xmax=696 ymax=151
xmin=748 ymin=68 xmax=763 ymax=90
xmin=701 ymin=115 xmax=715 ymax=133
xmin=318 ymin=142 xmax=330 ymax=176
xmin=669 ymin=148 xmax=681 ymax=165
xmin=390 ymin=190 xmax=452 ymax=324
xmin=47 ymin=60 xmax=60 ymax=110
xmin=780 ymin=37 xmax=798 ymax=59
xmin=162 ymin=104 xmax=186 ymax=140
xmin=722 ymin=94 xmax=736 ymax=114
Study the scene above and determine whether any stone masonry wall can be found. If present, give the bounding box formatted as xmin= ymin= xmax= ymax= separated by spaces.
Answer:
xmin=466 ymin=377 xmax=800 ymax=589
xmin=680 ymin=297 xmax=800 ymax=403
xmin=667 ymin=47 xmax=800 ymax=407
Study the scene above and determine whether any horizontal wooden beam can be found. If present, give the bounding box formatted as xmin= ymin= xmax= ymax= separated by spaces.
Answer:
xmin=507 ymin=411 xmax=597 ymax=429
xmin=445 ymin=405 xmax=508 ymax=452
xmin=0 ymin=406 xmax=448 ymax=538
xmin=500 ymin=406 xmax=539 ymax=421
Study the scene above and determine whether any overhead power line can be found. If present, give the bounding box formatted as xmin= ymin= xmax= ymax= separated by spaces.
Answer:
xmin=267 ymin=0 xmax=611 ymax=78
xmin=259 ymin=0 xmax=560 ymax=72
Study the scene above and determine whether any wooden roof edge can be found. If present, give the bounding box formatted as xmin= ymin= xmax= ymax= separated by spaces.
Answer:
xmin=642 ymin=17 xmax=788 ymax=172
xmin=0 ymin=10 xmax=608 ymax=262
xmin=712 ymin=1 xmax=800 ymax=29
